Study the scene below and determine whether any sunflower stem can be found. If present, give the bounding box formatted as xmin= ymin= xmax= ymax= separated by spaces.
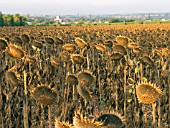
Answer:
xmin=48 ymin=105 xmax=52 ymax=128
xmin=152 ymin=103 xmax=156 ymax=126
xmin=123 ymin=65 xmax=127 ymax=120
xmin=23 ymin=71 xmax=29 ymax=128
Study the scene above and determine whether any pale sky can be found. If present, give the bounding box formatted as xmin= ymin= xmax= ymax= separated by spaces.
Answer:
xmin=0 ymin=0 xmax=169 ymax=15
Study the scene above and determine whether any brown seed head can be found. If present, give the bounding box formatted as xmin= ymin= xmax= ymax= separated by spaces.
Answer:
xmin=6 ymin=44 xmax=25 ymax=59
xmin=75 ymin=37 xmax=87 ymax=48
xmin=97 ymin=111 xmax=126 ymax=128
xmin=115 ymin=36 xmax=129 ymax=46
xmin=113 ymin=44 xmax=127 ymax=55
xmin=141 ymin=55 xmax=156 ymax=68
xmin=62 ymin=44 xmax=76 ymax=53
xmin=45 ymin=37 xmax=55 ymax=45
xmin=77 ymin=70 xmax=95 ymax=85
xmin=66 ymin=74 xmax=78 ymax=85
xmin=109 ymin=52 xmax=124 ymax=60
xmin=5 ymin=71 xmax=19 ymax=86
xmin=73 ymin=112 xmax=103 ymax=128
xmin=71 ymin=54 xmax=85 ymax=65
xmin=21 ymin=34 xmax=30 ymax=43
xmin=136 ymin=82 xmax=163 ymax=104
xmin=95 ymin=44 xmax=106 ymax=52
xmin=55 ymin=118 xmax=73 ymax=128
xmin=0 ymin=38 xmax=8 ymax=52
xmin=32 ymin=40 xmax=43 ymax=49
xmin=32 ymin=85 xmax=57 ymax=106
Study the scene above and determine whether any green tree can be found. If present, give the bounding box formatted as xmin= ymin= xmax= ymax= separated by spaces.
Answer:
xmin=14 ymin=13 xmax=21 ymax=26
xmin=20 ymin=16 xmax=27 ymax=26
xmin=3 ymin=14 xmax=14 ymax=26
xmin=108 ymin=18 xmax=123 ymax=23
xmin=0 ymin=11 xmax=4 ymax=26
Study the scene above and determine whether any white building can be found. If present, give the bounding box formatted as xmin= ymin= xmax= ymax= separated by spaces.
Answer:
xmin=54 ymin=16 xmax=62 ymax=23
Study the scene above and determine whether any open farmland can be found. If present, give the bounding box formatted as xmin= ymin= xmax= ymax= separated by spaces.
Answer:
xmin=0 ymin=24 xmax=169 ymax=128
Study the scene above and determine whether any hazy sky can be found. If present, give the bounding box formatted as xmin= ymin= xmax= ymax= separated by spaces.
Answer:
xmin=0 ymin=0 xmax=170 ymax=15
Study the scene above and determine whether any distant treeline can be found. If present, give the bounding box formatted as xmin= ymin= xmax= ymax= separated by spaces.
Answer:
xmin=0 ymin=11 xmax=27 ymax=26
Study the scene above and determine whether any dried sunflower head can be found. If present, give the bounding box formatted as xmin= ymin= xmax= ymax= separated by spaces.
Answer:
xmin=73 ymin=112 xmax=103 ymax=128
xmin=6 ymin=44 xmax=25 ymax=59
xmin=95 ymin=43 xmax=106 ymax=52
xmin=66 ymin=73 xmax=78 ymax=85
xmin=45 ymin=37 xmax=55 ymax=45
xmin=55 ymin=118 xmax=73 ymax=128
xmin=141 ymin=55 xmax=156 ymax=68
xmin=21 ymin=34 xmax=30 ymax=43
xmin=32 ymin=40 xmax=43 ymax=49
xmin=31 ymin=85 xmax=57 ymax=106
xmin=97 ymin=111 xmax=126 ymax=128
xmin=60 ymin=51 xmax=70 ymax=62
xmin=5 ymin=71 xmax=19 ymax=87
xmin=136 ymin=82 xmax=163 ymax=104
xmin=77 ymin=70 xmax=95 ymax=85
xmin=71 ymin=54 xmax=85 ymax=65
xmin=62 ymin=44 xmax=76 ymax=53
xmin=13 ymin=36 xmax=23 ymax=45
xmin=0 ymin=38 xmax=8 ymax=52
xmin=133 ymin=46 xmax=143 ymax=55
xmin=127 ymin=78 xmax=134 ymax=85
xmin=77 ymin=82 xmax=93 ymax=102
xmin=115 ymin=36 xmax=129 ymax=46
xmin=109 ymin=52 xmax=124 ymax=60
xmin=75 ymin=37 xmax=88 ymax=48
xmin=113 ymin=44 xmax=127 ymax=55
xmin=55 ymin=37 xmax=64 ymax=45
xmin=104 ymin=40 xmax=113 ymax=48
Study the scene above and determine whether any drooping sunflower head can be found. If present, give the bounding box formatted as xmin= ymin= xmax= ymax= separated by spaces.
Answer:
xmin=0 ymin=38 xmax=8 ymax=52
xmin=75 ymin=37 xmax=88 ymax=48
xmin=77 ymin=70 xmax=95 ymax=85
xmin=60 ymin=51 xmax=70 ymax=62
xmin=73 ymin=112 xmax=103 ymax=128
xmin=6 ymin=43 xmax=25 ymax=59
xmin=12 ymin=36 xmax=23 ymax=45
xmin=55 ymin=36 xmax=64 ymax=45
xmin=71 ymin=54 xmax=85 ymax=65
xmin=115 ymin=36 xmax=129 ymax=46
xmin=45 ymin=37 xmax=55 ymax=45
xmin=141 ymin=55 xmax=156 ymax=68
xmin=104 ymin=40 xmax=113 ymax=48
xmin=113 ymin=44 xmax=127 ymax=55
xmin=136 ymin=82 xmax=163 ymax=104
xmin=5 ymin=71 xmax=19 ymax=87
xmin=55 ymin=118 xmax=73 ymax=128
xmin=31 ymin=85 xmax=57 ymax=106
xmin=109 ymin=52 xmax=124 ymax=60
xmin=66 ymin=73 xmax=78 ymax=85
xmin=97 ymin=111 xmax=126 ymax=128
xmin=21 ymin=34 xmax=30 ymax=43
xmin=62 ymin=44 xmax=77 ymax=53
xmin=94 ymin=43 xmax=106 ymax=52
xmin=32 ymin=40 xmax=43 ymax=49
xmin=132 ymin=46 xmax=143 ymax=55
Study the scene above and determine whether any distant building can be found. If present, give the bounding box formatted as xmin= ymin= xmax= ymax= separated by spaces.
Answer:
xmin=54 ymin=16 xmax=62 ymax=24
